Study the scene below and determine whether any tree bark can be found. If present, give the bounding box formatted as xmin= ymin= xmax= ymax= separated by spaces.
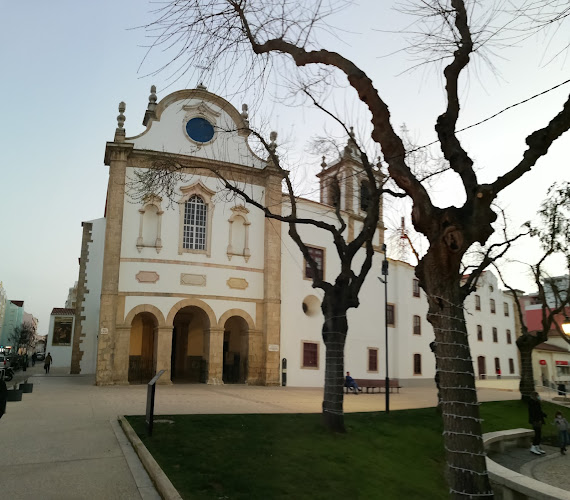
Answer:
xmin=518 ymin=344 xmax=536 ymax=401
xmin=321 ymin=292 xmax=349 ymax=433
xmin=418 ymin=248 xmax=493 ymax=499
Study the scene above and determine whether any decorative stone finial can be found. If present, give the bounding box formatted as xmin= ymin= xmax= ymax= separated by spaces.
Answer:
xmin=321 ymin=156 xmax=327 ymax=169
xmin=349 ymin=126 xmax=355 ymax=140
xmin=269 ymin=131 xmax=278 ymax=151
xmin=143 ymin=86 xmax=158 ymax=126
xmin=241 ymin=104 xmax=249 ymax=127
xmin=149 ymin=85 xmax=157 ymax=105
xmin=197 ymin=82 xmax=207 ymax=90
xmin=115 ymin=101 xmax=126 ymax=141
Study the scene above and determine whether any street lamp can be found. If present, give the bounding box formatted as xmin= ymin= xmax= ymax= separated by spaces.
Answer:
xmin=562 ymin=315 xmax=570 ymax=336
xmin=378 ymin=244 xmax=390 ymax=414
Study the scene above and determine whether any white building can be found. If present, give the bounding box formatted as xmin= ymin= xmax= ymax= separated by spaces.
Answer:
xmin=69 ymin=86 xmax=519 ymax=387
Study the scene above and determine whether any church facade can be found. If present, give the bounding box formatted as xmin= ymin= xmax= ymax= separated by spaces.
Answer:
xmin=72 ymin=86 xmax=520 ymax=387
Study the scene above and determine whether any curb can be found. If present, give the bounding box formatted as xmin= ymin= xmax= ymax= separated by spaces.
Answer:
xmin=119 ymin=416 xmax=183 ymax=500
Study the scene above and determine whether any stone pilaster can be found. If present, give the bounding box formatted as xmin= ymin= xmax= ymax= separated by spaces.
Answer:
xmin=112 ymin=326 xmax=130 ymax=384
xmin=155 ymin=327 xmax=174 ymax=384
xmin=246 ymin=329 xmax=263 ymax=384
xmin=206 ymin=327 xmax=224 ymax=384
xmin=96 ymin=141 xmax=133 ymax=385
xmin=262 ymin=168 xmax=282 ymax=385
xmin=71 ymin=222 xmax=93 ymax=374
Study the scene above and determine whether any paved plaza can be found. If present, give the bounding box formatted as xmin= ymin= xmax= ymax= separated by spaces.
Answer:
xmin=1 ymin=367 xmax=568 ymax=499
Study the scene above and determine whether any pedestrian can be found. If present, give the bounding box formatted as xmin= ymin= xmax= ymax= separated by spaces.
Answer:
xmin=553 ymin=411 xmax=570 ymax=455
xmin=0 ymin=372 xmax=7 ymax=420
xmin=31 ymin=352 xmax=36 ymax=367
xmin=496 ymin=368 xmax=501 ymax=379
xmin=44 ymin=352 xmax=53 ymax=374
xmin=528 ymin=391 xmax=547 ymax=455
xmin=344 ymin=371 xmax=361 ymax=394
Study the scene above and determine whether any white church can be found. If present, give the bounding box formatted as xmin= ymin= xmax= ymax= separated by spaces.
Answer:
xmin=66 ymin=86 xmax=520 ymax=387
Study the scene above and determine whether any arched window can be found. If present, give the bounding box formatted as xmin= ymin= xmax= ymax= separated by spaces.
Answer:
xmin=183 ymin=195 xmax=207 ymax=250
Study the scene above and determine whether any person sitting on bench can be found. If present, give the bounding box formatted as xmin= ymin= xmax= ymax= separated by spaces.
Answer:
xmin=345 ymin=372 xmax=361 ymax=394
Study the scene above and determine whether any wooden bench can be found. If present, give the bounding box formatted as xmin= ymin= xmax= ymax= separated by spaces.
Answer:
xmin=344 ymin=379 xmax=401 ymax=394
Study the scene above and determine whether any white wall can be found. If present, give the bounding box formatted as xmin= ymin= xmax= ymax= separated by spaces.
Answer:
xmin=80 ymin=218 xmax=106 ymax=374
xmin=45 ymin=314 xmax=74 ymax=369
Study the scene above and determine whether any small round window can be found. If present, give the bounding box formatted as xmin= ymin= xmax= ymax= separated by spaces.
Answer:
xmin=185 ymin=117 xmax=215 ymax=143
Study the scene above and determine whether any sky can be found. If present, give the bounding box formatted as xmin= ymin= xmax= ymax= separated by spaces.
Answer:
xmin=1 ymin=1 xmax=569 ymax=334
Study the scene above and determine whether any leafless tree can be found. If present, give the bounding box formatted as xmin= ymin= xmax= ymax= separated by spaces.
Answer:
xmin=9 ymin=322 xmax=37 ymax=354
xmin=141 ymin=1 xmax=570 ymax=496
xmin=496 ymin=182 xmax=570 ymax=400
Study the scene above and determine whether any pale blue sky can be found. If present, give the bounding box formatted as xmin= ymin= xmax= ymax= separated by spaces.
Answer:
xmin=1 ymin=1 xmax=568 ymax=333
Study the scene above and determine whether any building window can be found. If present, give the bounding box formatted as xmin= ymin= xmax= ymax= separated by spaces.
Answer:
xmin=387 ymin=304 xmax=395 ymax=326
xmin=179 ymin=181 xmax=216 ymax=257
xmin=477 ymin=325 xmax=483 ymax=341
xmin=304 ymin=246 xmax=325 ymax=280
xmin=413 ymin=315 xmax=421 ymax=335
xmin=413 ymin=353 xmax=422 ymax=375
xmin=490 ymin=298 xmax=496 ymax=314
xmin=475 ymin=295 xmax=481 ymax=311
xmin=413 ymin=279 xmax=420 ymax=298
xmin=506 ymin=329 xmax=512 ymax=344
xmin=360 ymin=180 xmax=371 ymax=212
xmin=509 ymin=358 xmax=515 ymax=374
xmin=302 ymin=342 xmax=319 ymax=369
xmin=504 ymin=302 xmax=509 ymax=316
xmin=492 ymin=327 xmax=498 ymax=343
xmin=368 ymin=348 xmax=378 ymax=372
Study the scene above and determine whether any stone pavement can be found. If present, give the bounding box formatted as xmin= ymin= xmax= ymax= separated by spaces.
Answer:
xmin=1 ymin=369 xmax=564 ymax=499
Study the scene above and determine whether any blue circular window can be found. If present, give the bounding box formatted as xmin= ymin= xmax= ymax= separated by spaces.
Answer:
xmin=185 ymin=117 xmax=215 ymax=143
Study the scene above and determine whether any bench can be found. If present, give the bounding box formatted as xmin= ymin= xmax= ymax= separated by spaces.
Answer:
xmin=344 ymin=379 xmax=401 ymax=394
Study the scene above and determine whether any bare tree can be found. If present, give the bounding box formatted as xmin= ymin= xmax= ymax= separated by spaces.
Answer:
xmin=142 ymin=1 xmax=570 ymax=496
xmin=9 ymin=322 xmax=37 ymax=354
xmin=496 ymin=182 xmax=570 ymax=400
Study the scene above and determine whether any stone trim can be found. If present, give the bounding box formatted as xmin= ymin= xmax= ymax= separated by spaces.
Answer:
xmin=217 ymin=308 xmax=256 ymax=330
xmin=122 ymin=304 xmax=167 ymax=329
xmin=119 ymin=291 xmax=263 ymax=303
xmin=120 ymin=257 xmax=264 ymax=273
xmin=165 ymin=297 xmax=217 ymax=328
xmin=71 ymin=222 xmax=92 ymax=374
xmin=178 ymin=181 xmax=216 ymax=257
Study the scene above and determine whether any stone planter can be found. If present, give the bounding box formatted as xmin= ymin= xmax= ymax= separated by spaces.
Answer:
xmin=19 ymin=383 xmax=33 ymax=393
xmin=6 ymin=389 xmax=23 ymax=402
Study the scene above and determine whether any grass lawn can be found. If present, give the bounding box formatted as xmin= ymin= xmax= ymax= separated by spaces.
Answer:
xmin=126 ymin=400 xmax=562 ymax=500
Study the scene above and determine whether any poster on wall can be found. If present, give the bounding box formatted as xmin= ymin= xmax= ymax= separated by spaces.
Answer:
xmin=52 ymin=316 xmax=73 ymax=346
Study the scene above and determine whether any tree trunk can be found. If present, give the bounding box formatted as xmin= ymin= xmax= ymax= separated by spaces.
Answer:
xmin=418 ymin=255 xmax=493 ymax=499
xmin=321 ymin=293 xmax=349 ymax=433
xmin=518 ymin=346 xmax=535 ymax=401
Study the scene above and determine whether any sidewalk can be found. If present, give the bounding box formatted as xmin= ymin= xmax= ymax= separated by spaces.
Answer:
xmin=0 ymin=373 xmax=546 ymax=499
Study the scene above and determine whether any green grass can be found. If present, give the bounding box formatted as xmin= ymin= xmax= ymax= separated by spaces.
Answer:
xmin=126 ymin=400 xmax=562 ymax=500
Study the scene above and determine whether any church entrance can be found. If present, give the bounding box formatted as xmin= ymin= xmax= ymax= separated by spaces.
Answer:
xmin=222 ymin=316 xmax=249 ymax=384
xmin=171 ymin=306 xmax=209 ymax=383
xmin=128 ymin=312 xmax=156 ymax=384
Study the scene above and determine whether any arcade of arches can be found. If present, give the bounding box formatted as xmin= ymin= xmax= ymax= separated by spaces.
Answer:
xmin=123 ymin=303 xmax=264 ymax=385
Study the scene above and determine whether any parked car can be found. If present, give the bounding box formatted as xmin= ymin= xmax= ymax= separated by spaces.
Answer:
xmin=35 ymin=352 xmax=45 ymax=361
xmin=0 ymin=354 xmax=10 ymax=369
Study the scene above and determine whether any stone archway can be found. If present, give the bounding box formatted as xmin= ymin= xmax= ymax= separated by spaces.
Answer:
xmin=128 ymin=311 xmax=158 ymax=384
xmin=171 ymin=305 xmax=211 ymax=383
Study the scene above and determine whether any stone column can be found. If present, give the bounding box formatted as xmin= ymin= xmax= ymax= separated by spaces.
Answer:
xmin=246 ymin=329 xmax=263 ymax=384
xmin=112 ymin=326 xmax=131 ymax=384
xmin=206 ymin=327 xmax=224 ymax=385
xmin=155 ymin=327 xmax=173 ymax=384
xmin=263 ymin=167 xmax=282 ymax=385
xmin=96 ymin=137 xmax=134 ymax=385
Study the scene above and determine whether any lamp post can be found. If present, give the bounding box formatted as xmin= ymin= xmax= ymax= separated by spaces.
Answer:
xmin=378 ymin=244 xmax=390 ymax=413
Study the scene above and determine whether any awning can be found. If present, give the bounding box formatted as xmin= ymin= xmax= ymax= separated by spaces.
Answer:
xmin=556 ymin=360 xmax=569 ymax=366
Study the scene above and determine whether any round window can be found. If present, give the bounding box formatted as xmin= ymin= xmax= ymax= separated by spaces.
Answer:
xmin=185 ymin=117 xmax=215 ymax=143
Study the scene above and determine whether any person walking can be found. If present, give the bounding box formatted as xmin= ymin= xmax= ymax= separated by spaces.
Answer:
xmin=31 ymin=352 xmax=36 ymax=367
xmin=44 ymin=352 xmax=53 ymax=374
xmin=553 ymin=411 xmax=570 ymax=455
xmin=528 ymin=391 xmax=547 ymax=455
